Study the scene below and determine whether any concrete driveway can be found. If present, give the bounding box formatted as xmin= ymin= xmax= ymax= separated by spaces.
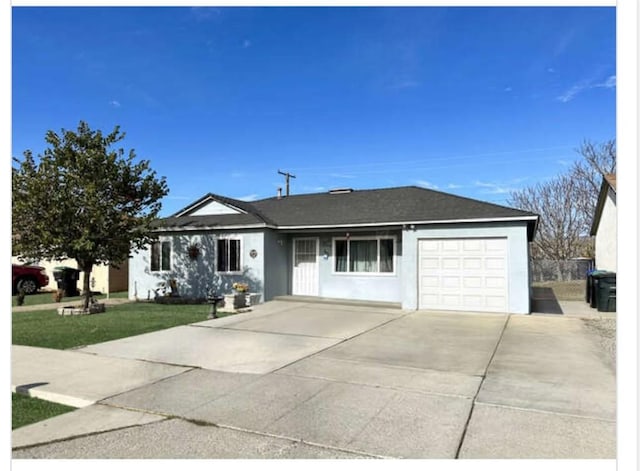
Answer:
xmin=12 ymin=299 xmax=616 ymax=459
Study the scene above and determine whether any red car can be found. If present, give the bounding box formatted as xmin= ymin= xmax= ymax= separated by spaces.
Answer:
xmin=12 ymin=264 xmax=49 ymax=295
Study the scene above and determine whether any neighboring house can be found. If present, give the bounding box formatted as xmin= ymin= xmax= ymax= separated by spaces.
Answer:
xmin=590 ymin=173 xmax=617 ymax=272
xmin=129 ymin=186 xmax=538 ymax=314
xmin=11 ymin=256 xmax=129 ymax=294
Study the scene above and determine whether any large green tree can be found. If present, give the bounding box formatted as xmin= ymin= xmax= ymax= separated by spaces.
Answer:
xmin=12 ymin=121 xmax=169 ymax=308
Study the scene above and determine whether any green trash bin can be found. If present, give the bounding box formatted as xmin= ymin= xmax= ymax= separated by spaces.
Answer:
xmin=595 ymin=272 xmax=616 ymax=312
xmin=589 ymin=270 xmax=609 ymax=308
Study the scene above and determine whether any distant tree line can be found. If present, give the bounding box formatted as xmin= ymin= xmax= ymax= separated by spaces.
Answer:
xmin=507 ymin=139 xmax=616 ymax=261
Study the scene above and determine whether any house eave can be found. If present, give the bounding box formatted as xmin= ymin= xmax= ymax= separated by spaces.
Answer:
xmin=153 ymin=223 xmax=269 ymax=233
xmin=276 ymin=216 xmax=539 ymax=231
xmin=152 ymin=216 xmax=539 ymax=239
xmin=171 ymin=194 xmax=249 ymax=218
xmin=590 ymin=178 xmax=613 ymax=236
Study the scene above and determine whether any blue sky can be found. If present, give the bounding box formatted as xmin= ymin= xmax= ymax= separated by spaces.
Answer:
xmin=12 ymin=5 xmax=616 ymax=217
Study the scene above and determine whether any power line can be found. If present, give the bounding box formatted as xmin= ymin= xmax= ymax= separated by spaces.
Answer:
xmin=277 ymin=170 xmax=296 ymax=196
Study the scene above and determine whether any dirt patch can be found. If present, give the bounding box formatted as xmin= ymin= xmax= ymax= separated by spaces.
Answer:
xmin=532 ymin=281 xmax=585 ymax=301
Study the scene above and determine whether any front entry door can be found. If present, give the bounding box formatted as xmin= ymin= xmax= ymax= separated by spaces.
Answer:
xmin=292 ymin=238 xmax=319 ymax=296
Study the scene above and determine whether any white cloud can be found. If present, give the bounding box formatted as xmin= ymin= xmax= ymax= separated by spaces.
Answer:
xmin=329 ymin=173 xmax=356 ymax=179
xmin=504 ymin=87 xmax=513 ymax=92
xmin=242 ymin=39 xmax=251 ymax=49
xmin=416 ymin=180 xmax=439 ymax=190
xmin=475 ymin=179 xmax=526 ymax=195
xmin=446 ymin=183 xmax=462 ymax=189
xmin=109 ymin=100 xmax=121 ymax=108
xmin=237 ymin=194 xmax=259 ymax=202
xmin=557 ymin=75 xmax=616 ymax=103
xmin=596 ymin=75 xmax=616 ymax=89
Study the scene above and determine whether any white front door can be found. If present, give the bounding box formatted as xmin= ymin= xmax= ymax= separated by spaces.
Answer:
xmin=292 ymin=238 xmax=319 ymax=296
xmin=418 ymin=237 xmax=509 ymax=313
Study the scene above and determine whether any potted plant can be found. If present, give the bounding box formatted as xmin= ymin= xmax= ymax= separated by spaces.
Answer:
xmin=232 ymin=282 xmax=249 ymax=294
xmin=229 ymin=282 xmax=250 ymax=309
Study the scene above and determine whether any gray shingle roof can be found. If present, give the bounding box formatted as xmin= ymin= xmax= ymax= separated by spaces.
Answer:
xmin=251 ymin=186 xmax=537 ymax=226
xmin=157 ymin=186 xmax=538 ymax=237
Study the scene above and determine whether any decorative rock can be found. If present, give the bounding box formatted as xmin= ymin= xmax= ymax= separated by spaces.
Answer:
xmin=57 ymin=303 xmax=106 ymax=316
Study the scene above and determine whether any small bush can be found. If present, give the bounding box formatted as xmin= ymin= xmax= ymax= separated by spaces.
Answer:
xmin=154 ymin=296 xmax=208 ymax=305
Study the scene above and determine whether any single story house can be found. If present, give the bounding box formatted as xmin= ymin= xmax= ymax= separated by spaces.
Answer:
xmin=129 ymin=186 xmax=538 ymax=314
xmin=590 ymin=173 xmax=617 ymax=272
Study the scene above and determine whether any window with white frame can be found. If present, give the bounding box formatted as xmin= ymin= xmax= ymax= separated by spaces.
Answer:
xmin=334 ymin=237 xmax=395 ymax=273
xmin=217 ymin=238 xmax=241 ymax=272
xmin=150 ymin=241 xmax=171 ymax=272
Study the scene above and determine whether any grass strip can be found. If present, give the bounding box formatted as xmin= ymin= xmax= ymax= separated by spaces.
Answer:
xmin=12 ymin=393 xmax=77 ymax=430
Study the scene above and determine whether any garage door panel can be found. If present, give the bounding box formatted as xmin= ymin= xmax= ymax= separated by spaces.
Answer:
xmin=442 ymin=258 xmax=461 ymax=270
xmin=485 ymin=239 xmax=507 ymax=253
xmin=419 ymin=237 xmax=508 ymax=313
xmin=441 ymin=294 xmax=461 ymax=306
xmin=463 ymin=276 xmax=483 ymax=289
xmin=421 ymin=276 xmax=439 ymax=288
xmin=420 ymin=240 xmax=440 ymax=252
xmin=463 ymin=257 xmax=482 ymax=270
xmin=442 ymin=240 xmax=461 ymax=252
xmin=462 ymin=239 xmax=483 ymax=252
xmin=463 ymin=295 xmax=483 ymax=307
xmin=421 ymin=257 xmax=440 ymax=269
xmin=442 ymin=276 xmax=461 ymax=289
xmin=485 ymin=257 xmax=506 ymax=270
xmin=485 ymin=277 xmax=505 ymax=289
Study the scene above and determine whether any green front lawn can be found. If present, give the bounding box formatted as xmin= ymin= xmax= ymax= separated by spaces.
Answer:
xmin=12 ymin=393 xmax=77 ymax=430
xmin=12 ymin=290 xmax=129 ymax=307
xmin=12 ymin=302 xmax=232 ymax=350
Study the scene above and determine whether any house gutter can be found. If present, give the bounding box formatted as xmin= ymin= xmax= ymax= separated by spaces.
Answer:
xmin=153 ymin=215 xmax=538 ymax=234
xmin=275 ymin=215 xmax=539 ymax=231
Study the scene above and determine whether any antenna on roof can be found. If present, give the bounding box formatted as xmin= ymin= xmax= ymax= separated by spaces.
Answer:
xmin=277 ymin=170 xmax=296 ymax=197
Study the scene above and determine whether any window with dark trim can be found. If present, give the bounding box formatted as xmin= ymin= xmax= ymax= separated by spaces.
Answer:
xmin=334 ymin=237 xmax=395 ymax=273
xmin=217 ymin=239 xmax=241 ymax=272
xmin=150 ymin=241 xmax=171 ymax=271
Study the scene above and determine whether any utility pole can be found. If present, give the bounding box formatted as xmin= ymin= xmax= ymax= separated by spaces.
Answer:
xmin=278 ymin=170 xmax=296 ymax=197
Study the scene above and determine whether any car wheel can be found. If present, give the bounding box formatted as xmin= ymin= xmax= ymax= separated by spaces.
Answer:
xmin=17 ymin=278 xmax=38 ymax=295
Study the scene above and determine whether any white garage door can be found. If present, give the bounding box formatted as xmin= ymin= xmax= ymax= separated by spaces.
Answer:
xmin=418 ymin=238 xmax=508 ymax=313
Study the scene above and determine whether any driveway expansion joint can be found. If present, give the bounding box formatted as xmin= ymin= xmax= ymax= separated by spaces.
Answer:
xmin=12 ymin=415 xmax=172 ymax=452
xmin=454 ymin=314 xmax=511 ymax=459
xmin=472 ymin=400 xmax=618 ymax=423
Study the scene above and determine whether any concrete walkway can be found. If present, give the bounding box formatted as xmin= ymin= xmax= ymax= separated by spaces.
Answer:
xmin=12 ymin=299 xmax=616 ymax=459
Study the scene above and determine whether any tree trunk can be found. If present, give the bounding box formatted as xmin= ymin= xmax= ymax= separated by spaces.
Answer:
xmin=77 ymin=259 xmax=94 ymax=310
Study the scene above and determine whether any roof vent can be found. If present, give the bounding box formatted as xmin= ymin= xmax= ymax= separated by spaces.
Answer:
xmin=329 ymin=188 xmax=354 ymax=195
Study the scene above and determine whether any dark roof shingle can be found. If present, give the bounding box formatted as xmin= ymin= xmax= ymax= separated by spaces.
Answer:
xmin=157 ymin=186 xmax=538 ymax=238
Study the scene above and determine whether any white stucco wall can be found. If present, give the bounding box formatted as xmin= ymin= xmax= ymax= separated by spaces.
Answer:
xmin=595 ymin=188 xmax=617 ymax=272
xmin=401 ymin=222 xmax=532 ymax=314
xmin=128 ymin=231 xmax=265 ymax=300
